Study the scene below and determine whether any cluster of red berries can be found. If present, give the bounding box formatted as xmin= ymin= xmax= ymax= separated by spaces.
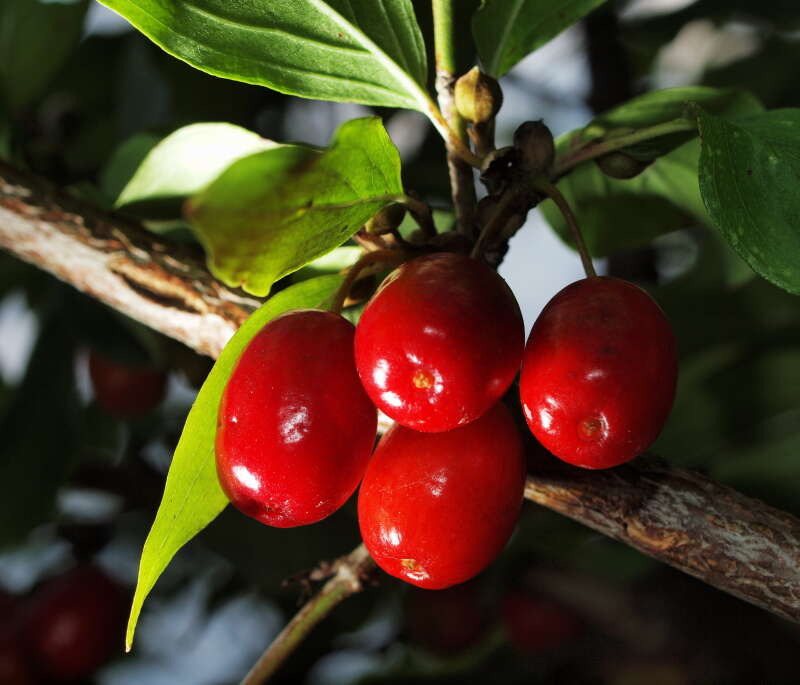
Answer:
xmin=216 ymin=252 xmax=677 ymax=589
xmin=0 ymin=565 xmax=127 ymax=684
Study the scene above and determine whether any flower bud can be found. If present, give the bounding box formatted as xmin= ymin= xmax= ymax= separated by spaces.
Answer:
xmin=595 ymin=151 xmax=650 ymax=179
xmin=454 ymin=67 xmax=503 ymax=125
xmin=513 ymin=120 xmax=555 ymax=176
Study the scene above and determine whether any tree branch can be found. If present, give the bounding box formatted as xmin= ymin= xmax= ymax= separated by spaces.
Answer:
xmin=0 ymin=161 xmax=259 ymax=358
xmin=2 ymin=161 xmax=800 ymax=669
xmin=240 ymin=544 xmax=375 ymax=685
xmin=525 ymin=453 xmax=800 ymax=623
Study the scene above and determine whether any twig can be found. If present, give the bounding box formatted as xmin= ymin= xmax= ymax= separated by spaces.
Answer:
xmin=552 ymin=118 xmax=696 ymax=178
xmin=432 ymin=0 xmax=478 ymax=236
xmin=532 ymin=177 xmax=596 ymax=278
xmin=0 ymin=161 xmax=258 ymax=358
xmin=525 ymin=453 xmax=800 ymax=623
xmin=395 ymin=193 xmax=436 ymax=238
xmin=240 ymin=544 xmax=375 ymax=685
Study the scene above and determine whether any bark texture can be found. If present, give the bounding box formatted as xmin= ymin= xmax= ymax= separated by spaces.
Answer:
xmin=0 ymin=161 xmax=259 ymax=358
xmin=525 ymin=455 xmax=800 ymax=623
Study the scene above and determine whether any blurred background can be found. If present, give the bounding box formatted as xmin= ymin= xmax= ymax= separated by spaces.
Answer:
xmin=2 ymin=0 xmax=800 ymax=683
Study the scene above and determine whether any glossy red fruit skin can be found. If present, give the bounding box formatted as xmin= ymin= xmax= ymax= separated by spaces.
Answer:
xmin=23 ymin=564 xmax=127 ymax=682
xmin=519 ymin=277 xmax=677 ymax=469
xmin=358 ymin=403 xmax=526 ymax=589
xmin=501 ymin=593 xmax=581 ymax=654
xmin=217 ymin=309 xmax=377 ymax=528
xmin=88 ymin=352 xmax=167 ymax=418
xmin=354 ymin=253 xmax=524 ymax=433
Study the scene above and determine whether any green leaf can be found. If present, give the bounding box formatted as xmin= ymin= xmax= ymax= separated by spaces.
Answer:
xmin=0 ymin=0 xmax=89 ymax=110
xmin=697 ymin=108 xmax=800 ymax=294
xmin=542 ymin=140 xmax=708 ymax=257
xmin=98 ymin=0 xmax=431 ymax=112
xmin=188 ymin=117 xmax=402 ymax=296
xmin=0 ymin=300 xmax=78 ymax=546
xmin=473 ymin=0 xmax=608 ymax=77
xmin=115 ymin=124 xmax=275 ymax=216
xmin=126 ymin=273 xmax=343 ymax=650
xmin=542 ymin=88 xmax=764 ymax=257
xmin=565 ymin=86 xmax=762 ymax=162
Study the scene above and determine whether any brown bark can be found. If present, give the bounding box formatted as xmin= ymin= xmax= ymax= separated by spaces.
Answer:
xmin=0 ymin=161 xmax=259 ymax=358
xmin=1 ymin=161 xmax=799 ymax=625
xmin=525 ymin=454 xmax=800 ymax=623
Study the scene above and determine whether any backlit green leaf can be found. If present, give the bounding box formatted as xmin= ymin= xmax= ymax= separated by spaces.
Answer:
xmin=126 ymin=274 xmax=343 ymax=650
xmin=473 ymin=0 xmax=608 ymax=77
xmin=115 ymin=123 xmax=275 ymax=216
xmin=188 ymin=117 xmax=402 ymax=296
xmin=98 ymin=0 xmax=432 ymax=112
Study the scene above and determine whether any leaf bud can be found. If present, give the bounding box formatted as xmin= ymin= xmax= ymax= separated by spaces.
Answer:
xmin=594 ymin=151 xmax=651 ymax=179
xmin=454 ymin=67 xmax=503 ymax=124
xmin=513 ymin=120 xmax=555 ymax=176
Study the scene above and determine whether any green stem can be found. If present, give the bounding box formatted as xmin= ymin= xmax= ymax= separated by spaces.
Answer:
xmin=533 ymin=178 xmax=596 ymax=278
xmin=240 ymin=545 xmax=375 ymax=685
xmin=552 ymin=118 xmax=696 ymax=178
xmin=432 ymin=0 xmax=479 ymax=233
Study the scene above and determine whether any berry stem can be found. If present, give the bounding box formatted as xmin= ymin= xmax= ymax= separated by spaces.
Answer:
xmin=329 ymin=249 xmax=406 ymax=315
xmin=552 ymin=117 xmax=695 ymax=178
xmin=240 ymin=545 xmax=375 ymax=685
xmin=533 ymin=178 xmax=596 ymax=278
xmin=470 ymin=189 xmax=521 ymax=261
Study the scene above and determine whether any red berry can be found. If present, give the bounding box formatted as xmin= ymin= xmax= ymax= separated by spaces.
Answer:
xmin=358 ymin=403 xmax=526 ymax=589
xmin=501 ymin=593 xmax=581 ymax=654
xmin=519 ymin=277 xmax=677 ymax=469
xmin=23 ymin=564 xmax=127 ymax=682
xmin=88 ymin=352 xmax=167 ymax=418
xmin=354 ymin=253 xmax=524 ymax=433
xmin=217 ymin=310 xmax=377 ymax=528
xmin=0 ymin=592 xmax=36 ymax=685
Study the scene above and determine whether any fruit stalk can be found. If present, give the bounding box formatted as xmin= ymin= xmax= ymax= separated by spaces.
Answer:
xmin=239 ymin=544 xmax=374 ymax=685
xmin=532 ymin=177 xmax=597 ymax=278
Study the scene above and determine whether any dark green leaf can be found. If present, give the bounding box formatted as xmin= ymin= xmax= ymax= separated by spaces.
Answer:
xmin=542 ymin=140 xmax=707 ymax=257
xmin=565 ymin=86 xmax=762 ymax=162
xmin=115 ymin=124 xmax=275 ymax=216
xmin=473 ymin=0 xmax=608 ymax=77
xmin=0 ymin=0 xmax=89 ymax=110
xmin=697 ymin=108 xmax=800 ymax=294
xmin=98 ymin=0 xmax=431 ymax=111
xmin=100 ymin=133 xmax=161 ymax=205
xmin=542 ymin=88 xmax=764 ymax=256
xmin=126 ymin=274 xmax=343 ymax=649
xmin=188 ymin=117 xmax=403 ymax=296
xmin=0 ymin=300 xmax=78 ymax=546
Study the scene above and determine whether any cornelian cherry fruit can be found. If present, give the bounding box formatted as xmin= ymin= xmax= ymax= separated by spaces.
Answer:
xmin=354 ymin=252 xmax=524 ymax=433
xmin=519 ymin=277 xmax=677 ymax=469
xmin=88 ymin=351 xmax=167 ymax=418
xmin=23 ymin=564 xmax=127 ymax=682
xmin=217 ymin=310 xmax=377 ymax=528
xmin=358 ymin=402 xmax=526 ymax=589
